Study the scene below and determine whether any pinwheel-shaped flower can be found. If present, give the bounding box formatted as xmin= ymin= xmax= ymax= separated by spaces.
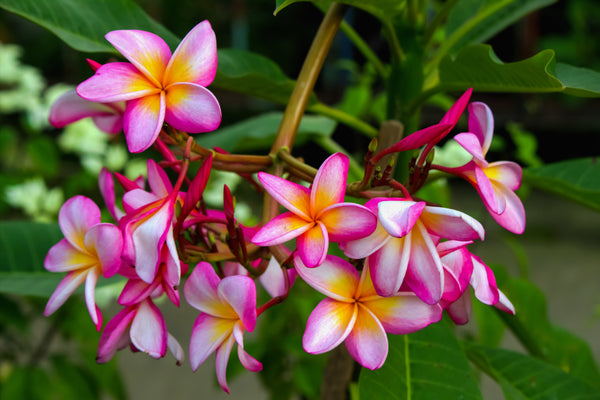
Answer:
xmin=438 ymin=102 xmax=525 ymax=234
xmin=251 ymin=153 xmax=377 ymax=268
xmin=77 ymin=21 xmax=221 ymax=153
xmin=295 ymin=254 xmax=442 ymax=370
xmin=184 ymin=262 xmax=262 ymax=393
xmin=44 ymin=196 xmax=122 ymax=331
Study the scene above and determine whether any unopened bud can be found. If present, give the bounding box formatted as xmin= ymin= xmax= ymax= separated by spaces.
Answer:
xmin=368 ymin=138 xmax=378 ymax=153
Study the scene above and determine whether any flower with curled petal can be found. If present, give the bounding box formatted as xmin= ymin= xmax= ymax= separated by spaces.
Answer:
xmin=44 ymin=196 xmax=122 ymax=331
xmin=295 ymin=254 xmax=442 ymax=370
xmin=184 ymin=262 xmax=262 ymax=394
xmin=77 ymin=21 xmax=221 ymax=152
xmin=251 ymin=153 xmax=377 ymax=268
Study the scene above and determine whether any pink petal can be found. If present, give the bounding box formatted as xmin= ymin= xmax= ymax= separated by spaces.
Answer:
xmin=485 ymin=182 xmax=526 ymax=234
xmin=454 ymin=132 xmax=487 ymax=165
xmin=122 ymin=189 xmax=159 ymax=212
xmin=164 ymin=83 xmax=221 ymax=133
xmin=184 ymin=262 xmax=234 ymax=318
xmin=77 ymin=62 xmax=159 ymax=102
xmin=99 ymin=168 xmax=125 ymax=221
xmin=440 ymin=247 xmax=473 ymax=301
xmin=84 ymin=267 xmax=102 ymax=331
xmin=44 ymin=270 xmax=87 ymax=316
xmin=445 ymin=291 xmax=472 ymax=324
xmin=258 ymin=257 xmax=287 ymax=298
xmin=238 ymin=346 xmax=262 ymax=372
xmin=494 ymin=290 xmax=515 ymax=315
xmin=92 ymin=113 xmax=123 ymax=134
xmin=486 ymin=161 xmax=522 ymax=191
xmin=440 ymin=88 xmax=472 ymax=126
xmin=251 ymin=212 xmax=312 ymax=246
xmin=215 ymin=333 xmax=236 ymax=394
xmin=218 ymin=276 xmax=257 ymax=332
xmin=475 ymin=166 xmax=505 ymax=214
xmin=294 ymin=254 xmax=359 ymax=301
xmin=167 ymin=333 xmax=184 ymax=365
xmin=470 ymin=256 xmax=499 ymax=305
xmin=297 ymin=221 xmax=328 ymax=268
xmin=84 ymin=223 xmax=123 ymax=278
xmin=420 ymin=206 xmax=485 ymax=241
xmin=49 ymin=89 xmax=121 ymax=130
xmin=369 ymin=236 xmax=410 ymax=297
xmin=164 ymin=20 xmax=218 ymax=87
xmin=340 ymin=222 xmax=390 ymax=260
xmin=344 ymin=305 xmax=388 ymax=370
xmin=44 ymin=239 xmax=96 ymax=272
xmin=123 ymin=92 xmax=165 ymax=153
xmin=364 ymin=293 xmax=443 ymax=334
xmin=405 ymin=222 xmax=444 ymax=304
xmin=303 ymin=298 xmax=356 ymax=354
xmin=189 ymin=313 xmax=235 ymax=371
xmin=59 ymin=196 xmax=101 ymax=250
xmin=467 ymin=101 xmax=494 ymax=155
xmin=310 ymin=153 xmax=349 ymax=215
xmin=146 ymin=159 xmax=173 ymax=197
xmin=130 ymin=299 xmax=167 ymax=358
xmin=105 ymin=30 xmax=171 ymax=87
xmin=96 ymin=306 xmax=136 ymax=363
xmin=377 ymin=200 xmax=425 ymax=238
xmin=257 ymin=172 xmax=311 ymax=220
xmin=318 ymin=203 xmax=376 ymax=242
xmin=392 ymin=123 xmax=454 ymax=152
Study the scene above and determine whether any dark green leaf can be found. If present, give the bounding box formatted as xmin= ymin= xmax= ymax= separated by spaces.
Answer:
xmin=0 ymin=0 xmax=178 ymax=53
xmin=195 ymin=112 xmax=336 ymax=152
xmin=274 ymin=0 xmax=406 ymax=23
xmin=0 ymin=366 xmax=55 ymax=400
xmin=26 ymin=136 xmax=59 ymax=178
xmin=466 ymin=343 xmax=600 ymax=400
xmin=524 ymin=158 xmax=600 ymax=212
xmin=439 ymin=44 xmax=600 ymax=97
xmin=359 ymin=320 xmax=483 ymax=400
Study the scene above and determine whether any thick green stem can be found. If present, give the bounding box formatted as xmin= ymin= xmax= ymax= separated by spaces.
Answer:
xmin=309 ymin=103 xmax=378 ymax=138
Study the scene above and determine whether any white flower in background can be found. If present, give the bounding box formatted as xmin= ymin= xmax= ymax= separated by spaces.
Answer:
xmin=4 ymin=177 xmax=64 ymax=222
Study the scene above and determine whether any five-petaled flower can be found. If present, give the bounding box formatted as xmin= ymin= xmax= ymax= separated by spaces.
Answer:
xmin=251 ymin=153 xmax=377 ymax=268
xmin=77 ymin=21 xmax=222 ymax=153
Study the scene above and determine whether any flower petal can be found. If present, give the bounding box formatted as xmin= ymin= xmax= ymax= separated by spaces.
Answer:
xmin=319 ymin=203 xmax=376 ymax=242
xmin=99 ymin=168 xmax=125 ymax=221
xmin=189 ymin=313 xmax=234 ymax=371
xmin=84 ymin=267 xmax=102 ymax=331
xmin=405 ymin=222 xmax=444 ymax=304
xmin=310 ymin=153 xmax=348 ymax=215
xmin=49 ymin=89 xmax=121 ymax=130
xmin=184 ymin=262 xmax=234 ymax=318
xmin=257 ymin=172 xmax=311 ymax=220
xmin=92 ymin=113 xmax=123 ymax=134
xmin=130 ymin=299 xmax=167 ymax=358
xmin=164 ymin=20 xmax=218 ymax=87
xmin=475 ymin=166 xmax=505 ymax=214
xmin=294 ymin=254 xmax=359 ymax=301
xmin=44 ymin=270 xmax=87 ymax=316
xmin=218 ymin=275 xmax=257 ymax=332
xmin=445 ymin=291 xmax=472 ymax=325
xmin=251 ymin=212 xmax=312 ymax=246
xmin=164 ymin=83 xmax=221 ymax=133
xmin=486 ymin=161 xmax=522 ymax=191
xmin=215 ymin=332 xmax=236 ymax=394
xmin=420 ymin=206 xmax=485 ymax=241
xmin=96 ymin=306 xmax=136 ymax=363
xmin=454 ymin=132 xmax=487 ymax=165
xmin=146 ymin=159 xmax=174 ymax=197
xmin=440 ymin=88 xmax=472 ymax=126
xmin=485 ymin=182 xmax=526 ymax=234
xmin=344 ymin=305 xmax=388 ymax=370
xmin=123 ymin=92 xmax=165 ymax=153
xmin=468 ymin=101 xmax=494 ymax=155
xmin=238 ymin=346 xmax=262 ymax=373
xmin=340 ymin=221 xmax=390 ymax=260
xmin=369 ymin=235 xmax=410 ymax=297
xmin=296 ymin=221 xmax=328 ymax=268
xmin=378 ymin=200 xmax=425 ymax=238
xmin=105 ymin=30 xmax=171 ymax=87
xmin=364 ymin=293 xmax=443 ymax=334
xmin=303 ymin=298 xmax=356 ymax=354
xmin=77 ymin=62 xmax=159 ymax=102
xmin=494 ymin=290 xmax=515 ymax=315
xmin=44 ymin=239 xmax=96 ymax=272
xmin=470 ymin=255 xmax=499 ymax=305
xmin=59 ymin=196 xmax=101 ymax=251
xmin=84 ymin=223 xmax=123 ymax=278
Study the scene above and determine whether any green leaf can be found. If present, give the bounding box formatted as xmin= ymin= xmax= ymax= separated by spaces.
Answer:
xmin=214 ymin=49 xmax=319 ymax=106
xmin=195 ymin=112 xmax=336 ymax=152
xmin=438 ymin=44 xmax=600 ymax=97
xmin=445 ymin=0 xmax=557 ymax=55
xmin=274 ymin=0 xmax=406 ymax=23
xmin=524 ymin=158 xmax=600 ymax=211
xmin=0 ymin=0 xmax=178 ymax=53
xmin=359 ymin=320 xmax=483 ymax=400
xmin=466 ymin=343 xmax=600 ymax=400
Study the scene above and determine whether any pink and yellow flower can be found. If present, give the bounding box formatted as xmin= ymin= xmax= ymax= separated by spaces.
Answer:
xmin=251 ymin=153 xmax=377 ymax=268
xmin=184 ymin=262 xmax=261 ymax=393
xmin=295 ymin=254 xmax=442 ymax=370
xmin=44 ymin=196 xmax=122 ymax=331
xmin=77 ymin=21 xmax=221 ymax=153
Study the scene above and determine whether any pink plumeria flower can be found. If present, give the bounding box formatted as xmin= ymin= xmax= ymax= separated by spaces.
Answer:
xmin=184 ymin=262 xmax=262 ymax=394
xmin=77 ymin=21 xmax=221 ymax=153
xmin=251 ymin=153 xmax=377 ymax=268
xmin=438 ymin=102 xmax=526 ymax=234
xmin=295 ymin=254 xmax=442 ymax=370
xmin=44 ymin=196 xmax=122 ymax=331
xmin=341 ymin=198 xmax=484 ymax=304
xmin=49 ymin=89 xmax=125 ymax=134
xmin=119 ymin=160 xmax=182 ymax=284
xmin=96 ymin=298 xmax=183 ymax=364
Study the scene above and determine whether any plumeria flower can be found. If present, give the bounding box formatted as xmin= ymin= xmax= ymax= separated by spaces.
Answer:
xmin=341 ymin=198 xmax=484 ymax=304
xmin=119 ymin=159 xmax=182 ymax=284
xmin=295 ymin=254 xmax=442 ymax=370
xmin=251 ymin=153 xmax=377 ymax=268
xmin=44 ymin=196 xmax=122 ymax=331
xmin=184 ymin=262 xmax=262 ymax=394
xmin=436 ymin=102 xmax=526 ymax=234
xmin=96 ymin=298 xmax=183 ymax=364
xmin=77 ymin=21 xmax=221 ymax=153
xmin=49 ymin=89 xmax=125 ymax=134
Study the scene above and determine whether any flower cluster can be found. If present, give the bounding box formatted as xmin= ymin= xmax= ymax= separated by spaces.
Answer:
xmin=44 ymin=21 xmax=523 ymax=393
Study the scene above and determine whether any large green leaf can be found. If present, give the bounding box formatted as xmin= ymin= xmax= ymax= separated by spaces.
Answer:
xmin=524 ymin=158 xmax=600 ymax=212
xmin=273 ymin=0 xmax=406 ymax=23
xmin=196 ymin=112 xmax=336 ymax=152
xmin=0 ymin=0 xmax=178 ymax=53
xmin=359 ymin=320 xmax=483 ymax=400
xmin=466 ymin=343 xmax=600 ymax=399
xmin=438 ymin=44 xmax=600 ymax=97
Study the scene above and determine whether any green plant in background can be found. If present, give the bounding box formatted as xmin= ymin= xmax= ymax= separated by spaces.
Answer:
xmin=0 ymin=0 xmax=599 ymax=399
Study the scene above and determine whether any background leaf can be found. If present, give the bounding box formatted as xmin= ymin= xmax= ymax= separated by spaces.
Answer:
xmin=438 ymin=44 xmax=600 ymax=97
xmin=359 ymin=320 xmax=483 ymax=400
xmin=524 ymin=158 xmax=600 ymax=212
